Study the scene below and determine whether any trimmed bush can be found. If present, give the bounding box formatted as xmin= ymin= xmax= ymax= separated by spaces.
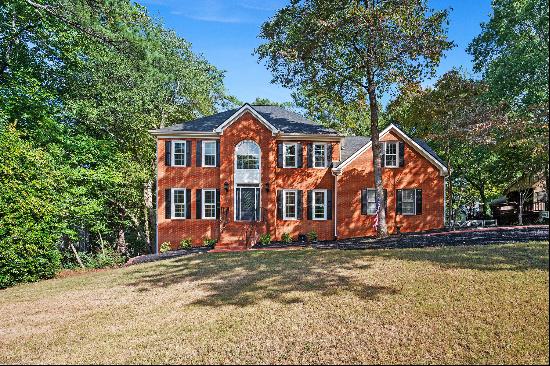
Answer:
xmin=179 ymin=238 xmax=192 ymax=250
xmin=259 ymin=233 xmax=271 ymax=246
xmin=203 ymin=237 xmax=217 ymax=247
xmin=282 ymin=232 xmax=292 ymax=244
xmin=160 ymin=242 xmax=171 ymax=253
xmin=307 ymin=230 xmax=318 ymax=242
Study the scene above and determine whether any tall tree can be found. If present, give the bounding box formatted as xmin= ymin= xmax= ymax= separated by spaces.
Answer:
xmin=257 ymin=0 xmax=453 ymax=236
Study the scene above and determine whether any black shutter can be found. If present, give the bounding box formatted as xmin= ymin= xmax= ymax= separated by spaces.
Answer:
xmin=327 ymin=190 xmax=333 ymax=220
xmin=396 ymin=189 xmax=403 ymax=215
xmin=277 ymin=142 xmax=283 ymax=168
xmin=215 ymin=140 xmax=220 ymax=167
xmin=165 ymin=141 xmax=171 ymax=166
xmin=327 ymin=144 xmax=333 ymax=168
xmin=416 ymin=189 xmax=422 ymax=215
xmin=185 ymin=189 xmax=191 ymax=219
xmin=185 ymin=141 xmax=192 ymax=167
xmin=196 ymin=189 xmax=202 ymax=219
xmin=380 ymin=142 xmax=386 ymax=167
xmin=307 ymin=190 xmax=313 ymax=220
xmin=383 ymin=189 xmax=388 ymax=214
xmin=215 ymin=189 xmax=220 ymax=219
xmin=196 ymin=140 xmax=202 ymax=167
xmin=399 ymin=142 xmax=405 ymax=167
xmin=361 ymin=189 xmax=368 ymax=215
xmin=235 ymin=188 xmax=240 ymax=220
xmin=307 ymin=143 xmax=313 ymax=168
xmin=297 ymin=143 xmax=303 ymax=168
xmin=277 ymin=190 xmax=283 ymax=219
xmin=297 ymin=190 xmax=303 ymax=219
xmin=165 ymin=188 xmax=171 ymax=219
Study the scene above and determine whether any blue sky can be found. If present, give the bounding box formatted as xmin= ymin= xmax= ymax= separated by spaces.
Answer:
xmin=137 ymin=0 xmax=493 ymax=106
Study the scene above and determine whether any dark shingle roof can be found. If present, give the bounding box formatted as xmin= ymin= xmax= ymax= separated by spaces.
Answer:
xmin=150 ymin=105 xmax=340 ymax=135
xmin=335 ymin=136 xmax=371 ymax=167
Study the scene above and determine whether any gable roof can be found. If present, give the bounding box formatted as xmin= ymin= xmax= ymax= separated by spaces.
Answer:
xmin=333 ymin=124 xmax=448 ymax=176
xmin=149 ymin=104 xmax=341 ymax=136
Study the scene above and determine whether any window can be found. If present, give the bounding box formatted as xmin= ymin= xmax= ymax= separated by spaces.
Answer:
xmin=313 ymin=143 xmax=327 ymax=168
xmin=313 ymin=190 xmax=327 ymax=220
xmin=283 ymin=143 xmax=297 ymax=168
xmin=366 ymin=189 xmax=377 ymax=214
xmin=236 ymin=141 xmax=260 ymax=169
xmin=385 ymin=142 xmax=398 ymax=167
xmin=172 ymin=189 xmax=186 ymax=218
xmin=402 ymin=189 xmax=416 ymax=215
xmin=283 ymin=190 xmax=298 ymax=220
xmin=202 ymin=141 xmax=217 ymax=167
xmin=202 ymin=189 xmax=216 ymax=219
xmin=173 ymin=141 xmax=186 ymax=166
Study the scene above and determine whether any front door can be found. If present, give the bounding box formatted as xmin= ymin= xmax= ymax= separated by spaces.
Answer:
xmin=236 ymin=185 xmax=260 ymax=221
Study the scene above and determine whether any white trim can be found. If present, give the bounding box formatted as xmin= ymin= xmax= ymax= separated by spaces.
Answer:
xmin=282 ymin=189 xmax=298 ymax=220
xmin=364 ymin=188 xmax=379 ymax=215
xmin=312 ymin=143 xmax=328 ymax=168
xmin=234 ymin=184 xmax=261 ymax=221
xmin=215 ymin=104 xmax=279 ymax=135
xmin=312 ymin=189 xmax=328 ymax=220
xmin=334 ymin=174 xmax=338 ymax=238
xmin=332 ymin=124 xmax=449 ymax=176
xmin=202 ymin=189 xmax=217 ymax=220
xmin=171 ymin=188 xmax=187 ymax=219
xmin=171 ymin=140 xmax=187 ymax=167
xmin=202 ymin=140 xmax=217 ymax=167
xmin=282 ymin=142 xmax=298 ymax=168
xmin=384 ymin=141 xmax=399 ymax=168
xmin=149 ymin=132 xmax=220 ymax=139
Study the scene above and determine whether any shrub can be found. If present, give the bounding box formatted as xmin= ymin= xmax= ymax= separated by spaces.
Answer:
xmin=203 ymin=237 xmax=217 ymax=247
xmin=281 ymin=232 xmax=292 ymax=244
xmin=160 ymin=241 xmax=171 ymax=253
xmin=61 ymin=247 xmax=126 ymax=270
xmin=259 ymin=233 xmax=271 ymax=246
xmin=179 ymin=238 xmax=192 ymax=250
xmin=307 ymin=230 xmax=318 ymax=242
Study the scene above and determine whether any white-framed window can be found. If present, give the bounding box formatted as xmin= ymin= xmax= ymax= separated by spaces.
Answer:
xmin=202 ymin=189 xmax=216 ymax=219
xmin=313 ymin=143 xmax=327 ymax=168
xmin=402 ymin=189 xmax=416 ymax=215
xmin=283 ymin=190 xmax=298 ymax=220
xmin=313 ymin=189 xmax=327 ymax=220
xmin=172 ymin=189 xmax=186 ymax=219
xmin=365 ymin=189 xmax=377 ymax=215
xmin=202 ymin=141 xmax=217 ymax=167
xmin=172 ymin=141 xmax=186 ymax=166
xmin=385 ymin=141 xmax=398 ymax=168
xmin=283 ymin=143 xmax=298 ymax=168
xmin=236 ymin=141 xmax=260 ymax=169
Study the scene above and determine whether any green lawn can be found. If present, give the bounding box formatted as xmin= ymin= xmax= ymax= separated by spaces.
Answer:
xmin=0 ymin=242 xmax=548 ymax=364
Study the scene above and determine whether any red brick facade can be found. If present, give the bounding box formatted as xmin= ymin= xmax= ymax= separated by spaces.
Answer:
xmin=156 ymin=111 xmax=446 ymax=251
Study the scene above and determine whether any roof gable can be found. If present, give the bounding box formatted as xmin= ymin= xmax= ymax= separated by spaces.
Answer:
xmin=214 ymin=104 xmax=278 ymax=135
xmin=333 ymin=124 xmax=448 ymax=176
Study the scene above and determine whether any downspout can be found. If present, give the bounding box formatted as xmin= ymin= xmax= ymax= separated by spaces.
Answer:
xmin=155 ymin=141 xmax=159 ymax=254
xmin=443 ymin=175 xmax=447 ymax=228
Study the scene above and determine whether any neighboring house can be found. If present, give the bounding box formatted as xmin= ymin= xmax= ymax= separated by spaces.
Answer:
xmin=149 ymin=104 xmax=449 ymax=251
xmin=491 ymin=173 xmax=548 ymax=224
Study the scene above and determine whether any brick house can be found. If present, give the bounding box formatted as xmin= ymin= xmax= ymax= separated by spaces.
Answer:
xmin=150 ymin=104 xmax=449 ymax=251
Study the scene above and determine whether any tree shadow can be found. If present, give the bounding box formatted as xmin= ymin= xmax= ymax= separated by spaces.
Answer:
xmin=126 ymin=250 xmax=398 ymax=307
xmin=370 ymin=241 xmax=549 ymax=272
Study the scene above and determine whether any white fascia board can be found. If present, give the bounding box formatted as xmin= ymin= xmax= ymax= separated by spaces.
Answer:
xmin=214 ymin=104 xmax=279 ymax=136
xmin=332 ymin=124 xmax=449 ymax=176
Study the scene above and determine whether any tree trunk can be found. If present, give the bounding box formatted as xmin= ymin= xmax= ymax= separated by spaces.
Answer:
xmin=518 ymin=191 xmax=524 ymax=225
xmin=69 ymin=240 xmax=85 ymax=269
xmin=365 ymin=79 xmax=388 ymax=237
xmin=116 ymin=228 xmax=127 ymax=254
xmin=143 ymin=180 xmax=153 ymax=253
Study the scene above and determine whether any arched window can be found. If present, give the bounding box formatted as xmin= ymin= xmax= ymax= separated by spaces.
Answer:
xmin=235 ymin=141 xmax=260 ymax=169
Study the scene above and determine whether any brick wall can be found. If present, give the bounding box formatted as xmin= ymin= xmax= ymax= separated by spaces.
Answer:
xmin=156 ymin=113 xmax=444 ymax=250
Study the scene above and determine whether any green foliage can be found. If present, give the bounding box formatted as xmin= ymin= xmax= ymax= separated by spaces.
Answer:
xmin=203 ymin=237 xmax=217 ymax=248
xmin=61 ymin=247 xmax=125 ymax=270
xmin=259 ymin=233 xmax=271 ymax=246
xmin=0 ymin=124 xmax=62 ymax=288
xmin=281 ymin=232 xmax=292 ymax=244
xmin=160 ymin=242 xmax=172 ymax=253
xmin=179 ymin=238 xmax=192 ymax=250
xmin=307 ymin=230 xmax=318 ymax=242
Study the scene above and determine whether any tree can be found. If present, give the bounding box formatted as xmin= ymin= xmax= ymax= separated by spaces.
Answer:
xmin=257 ymin=0 xmax=453 ymax=236
xmin=388 ymin=70 xmax=509 ymax=220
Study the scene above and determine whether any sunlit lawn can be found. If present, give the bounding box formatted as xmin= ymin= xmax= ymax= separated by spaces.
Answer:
xmin=0 ymin=241 xmax=548 ymax=364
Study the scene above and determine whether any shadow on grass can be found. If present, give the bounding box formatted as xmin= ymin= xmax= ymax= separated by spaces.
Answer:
xmin=126 ymin=249 xmax=398 ymax=307
xmin=125 ymin=242 xmax=548 ymax=307
xmin=371 ymin=241 xmax=549 ymax=272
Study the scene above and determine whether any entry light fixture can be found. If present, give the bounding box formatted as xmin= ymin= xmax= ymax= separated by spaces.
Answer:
xmin=264 ymin=182 xmax=270 ymax=192
xmin=224 ymin=181 xmax=229 ymax=192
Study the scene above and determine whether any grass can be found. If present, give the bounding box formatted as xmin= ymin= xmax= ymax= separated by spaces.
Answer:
xmin=0 ymin=241 xmax=548 ymax=364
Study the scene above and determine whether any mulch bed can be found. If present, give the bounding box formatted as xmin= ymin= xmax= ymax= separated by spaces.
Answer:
xmin=126 ymin=247 xmax=210 ymax=266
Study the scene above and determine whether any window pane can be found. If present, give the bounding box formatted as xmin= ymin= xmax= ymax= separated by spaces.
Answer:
xmin=174 ymin=190 xmax=185 ymax=204
xmin=203 ymin=142 xmax=216 ymax=166
xmin=314 ymin=191 xmax=325 ymax=205
xmin=236 ymin=141 xmax=260 ymax=169
xmin=367 ymin=189 xmax=376 ymax=201
xmin=173 ymin=142 xmax=186 ymax=166
xmin=386 ymin=142 xmax=396 ymax=154
xmin=314 ymin=144 xmax=326 ymax=167
xmin=367 ymin=202 xmax=377 ymax=214
xmin=402 ymin=189 xmax=415 ymax=202
xmin=237 ymin=155 xmax=259 ymax=169
xmin=284 ymin=144 xmax=296 ymax=167
xmin=204 ymin=190 xmax=215 ymax=204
